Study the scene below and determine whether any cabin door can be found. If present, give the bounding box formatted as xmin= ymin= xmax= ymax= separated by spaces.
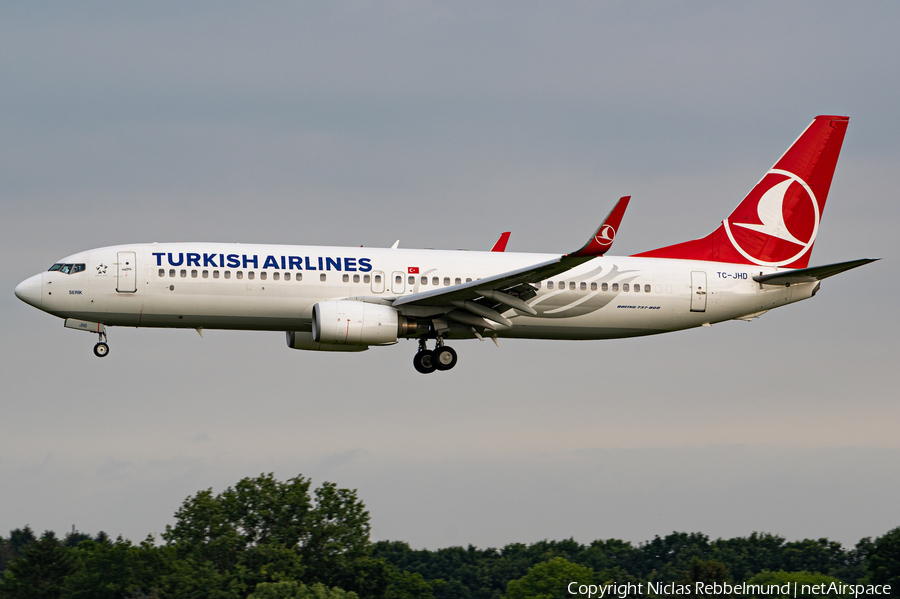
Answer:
xmin=690 ymin=271 xmax=707 ymax=312
xmin=117 ymin=251 xmax=137 ymax=293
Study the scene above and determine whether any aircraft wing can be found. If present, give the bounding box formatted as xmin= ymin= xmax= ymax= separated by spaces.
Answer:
xmin=392 ymin=197 xmax=630 ymax=327
xmin=752 ymin=258 xmax=878 ymax=286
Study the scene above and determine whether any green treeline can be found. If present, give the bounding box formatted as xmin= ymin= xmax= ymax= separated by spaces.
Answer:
xmin=1 ymin=473 xmax=898 ymax=599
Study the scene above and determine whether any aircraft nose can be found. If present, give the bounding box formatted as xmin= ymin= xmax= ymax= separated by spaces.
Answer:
xmin=14 ymin=273 xmax=43 ymax=309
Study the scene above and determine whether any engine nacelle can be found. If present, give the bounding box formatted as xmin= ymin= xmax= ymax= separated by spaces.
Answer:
xmin=286 ymin=331 xmax=369 ymax=352
xmin=312 ymin=301 xmax=401 ymax=346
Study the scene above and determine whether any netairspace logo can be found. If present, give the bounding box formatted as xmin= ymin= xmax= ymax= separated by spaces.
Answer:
xmin=567 ymin=581 xmax=892 ymax=598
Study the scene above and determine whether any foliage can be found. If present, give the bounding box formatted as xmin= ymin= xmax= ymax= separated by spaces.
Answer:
xmin=867 ymin=526 xmax=900 ymax=589
xmin=0 ymin=473 xmax=895 ymax=598
xmin=248 ymin=581 xmax=358 ymax=599
xmin=0 ymin=531 xmax=77 ymax=599
xmin=503 ymin=557 xmax=595 ymax=599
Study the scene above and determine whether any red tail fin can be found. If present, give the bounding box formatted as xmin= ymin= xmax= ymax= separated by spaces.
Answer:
xmin=634 ymin=115 xmax=849 ymax=268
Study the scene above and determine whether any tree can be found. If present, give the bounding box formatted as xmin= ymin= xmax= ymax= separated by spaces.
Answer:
xmin=0 ymin=531 xmax=77 ymax=599
xmin=867 ymin=526 xmax=900 ymax=590
xmin=503 ymin=557 xmax=595 ymax=599
xmin=162 ymin=473 xmax=371 ymax=591
xmin=673 ymin=558 xmax=737 ymax=598
xmin=248 ymin=581 xmax=358 ymax=599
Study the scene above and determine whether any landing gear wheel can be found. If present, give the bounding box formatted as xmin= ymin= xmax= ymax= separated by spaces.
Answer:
xmin=93 ymin=342 xmax=110 ymax=358
xmin=433 ymin=346 xmax=458 ymax=371
xmin=413 ymin=350 xmax=437 ymax=374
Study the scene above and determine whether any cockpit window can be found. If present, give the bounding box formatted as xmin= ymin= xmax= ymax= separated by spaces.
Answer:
xmin=49 ymin=263 xmax=86 ymax=274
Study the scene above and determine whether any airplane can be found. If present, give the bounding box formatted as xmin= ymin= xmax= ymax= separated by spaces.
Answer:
xmin=14 ymin=115 xmax=877 ymax=373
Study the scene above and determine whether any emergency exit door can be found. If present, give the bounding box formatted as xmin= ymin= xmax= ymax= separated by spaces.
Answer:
xmin=690 ymin=271 xmax=707 ymax=312
xmin=117 ymin=251 xmax=137 ymax=293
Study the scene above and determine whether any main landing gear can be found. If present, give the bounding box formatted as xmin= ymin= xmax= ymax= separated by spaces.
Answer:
xmin=93 ymin=331 xmax=110 ymax=358
xmin=413 ymin=337 xmax=458 ymax=374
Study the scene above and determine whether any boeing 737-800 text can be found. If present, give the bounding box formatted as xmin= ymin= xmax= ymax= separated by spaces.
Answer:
xmin=15 ymin=115 xmax=876 ymax=373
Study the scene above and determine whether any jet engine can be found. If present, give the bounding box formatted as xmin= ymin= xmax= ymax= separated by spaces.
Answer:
xmin=312 ymin=300 xmax=405 ymax=346
xmin=286 ymin=331 xmax=369 ymax=352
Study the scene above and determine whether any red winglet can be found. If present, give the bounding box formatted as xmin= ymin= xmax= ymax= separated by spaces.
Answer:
xmin=490 ymin=232 xmax=511 ymax=252
xmin=568 ymin=196 xmax=630 ymax=257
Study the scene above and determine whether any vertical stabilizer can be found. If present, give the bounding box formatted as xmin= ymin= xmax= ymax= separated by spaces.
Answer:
xmin=634 ymin=115 xmax=849 ymax=268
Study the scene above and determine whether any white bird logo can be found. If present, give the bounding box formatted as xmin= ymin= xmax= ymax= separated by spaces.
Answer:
xmin=595 ymin=225 xmax=616 ymax=246
xmin=732 ymin=177 xmax=805 ymax=245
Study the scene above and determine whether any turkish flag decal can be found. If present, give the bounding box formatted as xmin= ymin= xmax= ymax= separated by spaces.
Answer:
xmin=408 ymin=267 xmax=419 ymax=274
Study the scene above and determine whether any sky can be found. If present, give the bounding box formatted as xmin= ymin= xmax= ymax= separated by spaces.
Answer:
xmin=1 ymin=1 xmax=898 ymax=550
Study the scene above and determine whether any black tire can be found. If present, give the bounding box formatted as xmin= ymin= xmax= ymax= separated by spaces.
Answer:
xmin=413 ymin=350 xmax=437 ymax=374
xmin=433 ymin=346 xmax=458 ymax=371
xmin=93 ymin=342 xmax=110 ymax=358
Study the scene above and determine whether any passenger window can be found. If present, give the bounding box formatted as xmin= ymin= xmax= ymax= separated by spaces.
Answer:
xmin=421 ymin=276 xmax=427 ymax=285
xmin=455 ymin=278 xmax=461 ymax=285
xmin=590 ymin=282 xmax=597 ymax=291
xmin=547 ymin=281 xmax=554 ymax=289
xmin=395 ymin=275 xmax=402 ymax=285
xmin=352 ymin=274 xmax=359 ymax=283
xmin=466 ymin=278 xmax=472 ymax=283
xmin=248 ymin=271 xmax=255 ymax=280
xmin=535 ymin=282 xmax=542 ymax=289
xmin=623 ymin=283 xmax=629 ymax=291
xmin=191 ymin=270 xmax=198 ymax=278
xmin=236 ymin=271 xmax=243 ymax=280
xmin=579 ymin=282 xmax=586 ymax=291
xmin=181 ymin=269 xmax=187 ymax=278
xmin=213 ymin=270 xmax=220 ymax=279
xmin=343 ymin=274 xmax=350 ymax=283
xmin=408 ymin=276 xmax=415 ymax=285
xmin=612 ymin=283 xmax=619 ymax=291
xmin=260 ymin=272 xmax=267 ymax=280
xmin=634 ymin=284 xmax=640 ymax=292
xmin=296 ymin=273 xmax=302 ymax=281
xmin=374 ymin=274 xmax=381 ymax=283
xmin=431 ymin=277 xmax=438 ymax=286
xmin=645 ymin=284 xmax=651 ymax=293
xmin=443 ymin=277 xmax=450 ymax=286
xmin=363 ymin=274 xmax=370 ymax=283
xmin=284 ymin=272 xmax=290 ymax=281
xmin=320 ymin=273 xmax=327 ymax=282
xmin=224 ymin=271 xmax=231 ymax=279
xmin=202 ymin=270 xmax=209 ymax=279
xmin=558 ymin=281 xmax=564 ymax=289
xmin=602 ymin=282 xmax=608 ymax=291
xmin=273 ymin=272 xmax=280 ymax=281
xmin=159 ymin=269 xmax=165 ymax=277
xmin=169 ymin=269 xmax=175 ymax=277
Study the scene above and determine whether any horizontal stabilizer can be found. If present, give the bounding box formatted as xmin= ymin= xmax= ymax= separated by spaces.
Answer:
xmin=753 ymin=258 xmax=878 ymax=286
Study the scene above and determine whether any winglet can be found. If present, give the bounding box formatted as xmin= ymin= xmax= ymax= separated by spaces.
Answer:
xmin=490 ymin=232 xmax=511 ymax=252
xmin=567 ymin=196 xmax=630 ymax=257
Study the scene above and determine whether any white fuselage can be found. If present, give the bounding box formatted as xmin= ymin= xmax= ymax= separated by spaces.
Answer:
xmin=24 ymin=242 xmax=814 ymax=341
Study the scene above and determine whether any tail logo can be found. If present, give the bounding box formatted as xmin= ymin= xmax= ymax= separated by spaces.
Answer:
xmin=723 ymin=168 xmax=820 ymax=267
xmin=595 ymin=224 xmax=616 ymax=247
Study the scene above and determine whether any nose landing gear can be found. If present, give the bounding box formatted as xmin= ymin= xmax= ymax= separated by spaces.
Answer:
xmin=413 ymin=337 xmax=458 ymax=374
xmin=93 ymin=331 xmax=110 ymax=358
